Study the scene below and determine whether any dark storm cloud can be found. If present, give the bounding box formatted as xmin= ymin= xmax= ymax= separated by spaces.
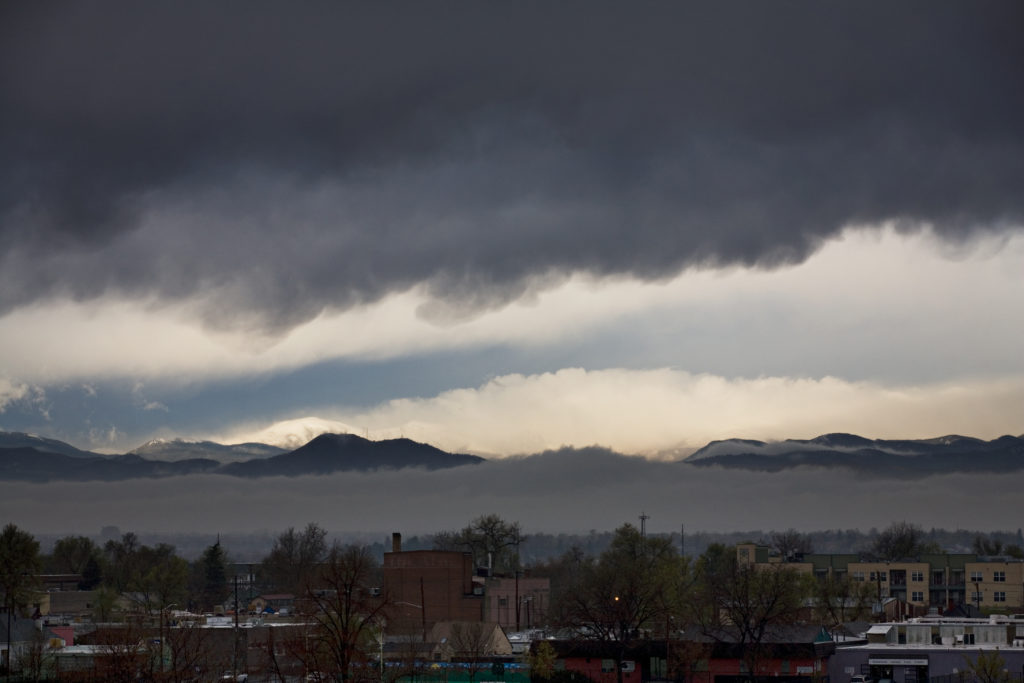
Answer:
xmin=2 ymin=2 xmax=1022 ymax=331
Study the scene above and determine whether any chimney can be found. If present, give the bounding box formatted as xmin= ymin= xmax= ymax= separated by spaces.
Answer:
xmin=392 ymin=532 xmax=402 ymax=553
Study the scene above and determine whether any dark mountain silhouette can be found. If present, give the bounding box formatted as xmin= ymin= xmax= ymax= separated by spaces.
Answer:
xmin=0 ymin=447 xmax=220 ymax=482
xmin=0 ymin=431 xmax=102 ymax=458
xmin=0 ymin=431 xmax=483 ymax=482
xmin=218 ymin=433 xmax=483 ymax=477
xmin=3 ymin=429 xmax=1022 ymax=483
xmin=686 ymin=432 xmax=1024 ymax=477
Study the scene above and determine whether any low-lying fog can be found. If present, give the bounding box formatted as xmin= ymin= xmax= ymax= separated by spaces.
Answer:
xmin=4 ymin=447 xmax=1018 ymax=536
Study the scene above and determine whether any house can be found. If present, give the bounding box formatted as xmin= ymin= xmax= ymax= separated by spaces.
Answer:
xmin=250 ymin=593 xmax=296 ymax=614
xmin=428 ymin=620 xmax=513 ymax=661
xmin=0 ymin=613 xmax=66 ymax=676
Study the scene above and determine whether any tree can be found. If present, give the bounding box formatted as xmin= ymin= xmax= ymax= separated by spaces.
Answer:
xmin=870 ymin=522 xmax=939 ymax=560
xmin=447 ymin=622 xmax=495 ymax=682
xmin=813 ymin=573 xmax=875 ymax=626
xmin=1 ymin=522 xmax=41 ymax=677
xmin=0 ymin=523 xmax=41 ymax=616
xmin=196 ymin=540 xmax=229 ymax=612
xmin=50 ymin=535 xmax=101 ymax=576
xmin=557 ymin=524 xmax=686 ymax=683
xmin=767 ymin=529 xmax=813 ymax=561
xmin=434 ymin=514 xmax=523 ymax=575
xmin=528 ymin=640 xmax=557 ymax=682
xmin=691 ymin=544 xmax=806 ymax=683
xmin=972 ymin=535 xmax=1005 ymax=557
xmin=964 ymin=648 xmax=1012 ymax=683
xmin=299 ymin=543 xmax=389 ymax=682
xmin=262 ymin=522 xmax=329 ymax=594
xmin=100 ymin=534 xmax=188 ymax=613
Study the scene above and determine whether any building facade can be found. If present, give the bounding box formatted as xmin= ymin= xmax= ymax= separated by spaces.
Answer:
xmin=736 ymin=544 xmax=1024 ymax=610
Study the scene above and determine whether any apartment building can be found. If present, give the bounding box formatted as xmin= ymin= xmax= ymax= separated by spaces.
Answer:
xmin=736 ymin=544 xmax=1023 ymax=610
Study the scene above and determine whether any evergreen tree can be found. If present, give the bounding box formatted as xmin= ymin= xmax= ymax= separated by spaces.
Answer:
xmin=199 ymin=540 xmax=230 ymax=612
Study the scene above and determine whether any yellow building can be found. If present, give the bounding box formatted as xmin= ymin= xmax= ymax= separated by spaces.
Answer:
xmin=735 ymin=544 xmax=1022 ymax=610
xmin=965 ymin=560 xmax=1024 ymax=609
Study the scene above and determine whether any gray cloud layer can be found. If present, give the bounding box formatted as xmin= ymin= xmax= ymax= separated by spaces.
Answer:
xmin=2 ymin=2 xmax=1022 ymax=332
xmin=4 ymin=448 xmax=1023 ymax=536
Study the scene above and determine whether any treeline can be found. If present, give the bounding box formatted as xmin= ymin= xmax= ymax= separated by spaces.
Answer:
xmin=5 ymin=519 xmax=1024 ymax=622
xmin=31 ymin=525 xmax=1024 ymax=565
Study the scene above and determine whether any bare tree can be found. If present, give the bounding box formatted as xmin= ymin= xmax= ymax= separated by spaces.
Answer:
xmin=262 ymin=522 xmax=329 ymax=594
xmin=91 ymin=621 xmax=149 ymax=683
xmin=813 ymin=573 xmax=875 ymax=626
xmin=870 ymin=522 xmax=939 ymax=561
xmin=434 ymin=514 xmax=524 ymax=575
xmin=558 ymin=524 xmax=686 ymax=683
xmin=449 ymin=622 xmax=494 ymax=683
xmin=692 ymin=545 xmax=805 ymax=683
xmin=161 ymin=618 xmax=220 ymax=682
xmin=300 ymin=543 xmax=389 ymax=683
xmin=768 ymin=529 xmax=813 ymax=561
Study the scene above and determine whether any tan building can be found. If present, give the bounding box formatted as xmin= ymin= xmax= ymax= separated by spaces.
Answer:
xmin=735 ymin=544 xmax=1022 ymax=610
xmin=965 ymin=560 xmax=1024 ymax=609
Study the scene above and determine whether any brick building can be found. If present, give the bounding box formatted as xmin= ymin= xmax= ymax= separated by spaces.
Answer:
xmin=382 ymin=533 xmax=483 ymax=637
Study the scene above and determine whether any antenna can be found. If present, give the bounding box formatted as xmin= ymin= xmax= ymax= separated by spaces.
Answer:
xmin=639 ymin=512 xmax=649 ymax=538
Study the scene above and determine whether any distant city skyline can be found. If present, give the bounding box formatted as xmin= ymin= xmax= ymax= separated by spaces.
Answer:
xmin=1 ymin=3 xmax=1022 ymax=460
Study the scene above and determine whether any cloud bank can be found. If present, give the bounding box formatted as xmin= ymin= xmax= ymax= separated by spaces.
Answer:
xmin=3 ymin=452 xmax=1021 ymax=537
xmin=214 ymin=369 xmax=1024 ymax=458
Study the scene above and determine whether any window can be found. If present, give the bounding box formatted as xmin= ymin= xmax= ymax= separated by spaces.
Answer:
xmin=971 ymin=591 xmax=983 ymax=603
xmin=602 ymin=660 xmax=616 ymax=673
xmin=911 ymin=571 xmax=924 ymax=582
xmin=963 ymin=633 xmax=975 ymax=645
xmin=993 ymin=571 xmax=1006 ymax=582
xmin=970 ymin=571 xmax=983 ymax=582
xmin=993 ymin=592 xmax=1006 ymax=603
xmin=852 ymin=571 xmax=865 ymax=582
xmin=499 ymin=597 xmax=508 ymax=607
xmin=912 ymin=591 xmax=924 ymax=602
xmin=870 ymin=571 xmax=887 ymax=582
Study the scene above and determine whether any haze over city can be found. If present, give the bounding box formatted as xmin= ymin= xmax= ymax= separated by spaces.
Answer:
xmin=1 ymin=2 xmax=1022 ymax=534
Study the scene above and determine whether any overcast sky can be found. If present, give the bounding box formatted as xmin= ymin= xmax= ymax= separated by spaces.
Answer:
xmin=1 ymin=2 xmax=1022 ymax=464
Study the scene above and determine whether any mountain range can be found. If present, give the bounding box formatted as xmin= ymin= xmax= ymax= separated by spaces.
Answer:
xmin=1 ymin=430 xmax=1022 ymax=483
xmin=686 ymin=432 xmax=1024 ymax=476
xmin=0 ymin=431 xmax=482 ymax=482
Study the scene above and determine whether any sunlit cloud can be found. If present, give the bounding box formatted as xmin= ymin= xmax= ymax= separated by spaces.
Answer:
xmin=1 ymin=225 xmax=1022 ymax=387
xmin=214 ymin=368 xmax=1024 ymax=458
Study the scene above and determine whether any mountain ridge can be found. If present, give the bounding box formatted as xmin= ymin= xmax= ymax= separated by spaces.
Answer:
xmin=686 ymin=432 xmax=1024 ymax=477
xmin=2 ymin=430 xmax=1023 ymax=483
xmin=0 ymin=430 xmax=483 ymax=482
